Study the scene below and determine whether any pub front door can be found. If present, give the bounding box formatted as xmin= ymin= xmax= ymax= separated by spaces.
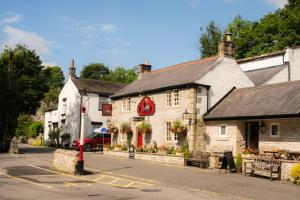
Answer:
xmin=137 ymin=132 xmax=143 ymax=148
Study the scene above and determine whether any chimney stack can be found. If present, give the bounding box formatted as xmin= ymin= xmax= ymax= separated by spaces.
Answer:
xmin=138 ymin=60 xmax=152 ymax=79
xmin=69 ymin=59 xmax=76 ymax=79
xmin=218 ymin=32 xmax=235 ymax=57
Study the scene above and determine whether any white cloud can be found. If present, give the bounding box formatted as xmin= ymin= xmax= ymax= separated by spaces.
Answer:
xmin=1 ymin=26 xmax=55 ymax=56
xmin=263 ymin=0 xmax=288 ymax=8
xmin=42 ymin=61 xmax=57 ymax=67
xmin=106 ymin=37 xmax=131 ymax=47
xmin=0 ymin=14 xmax=23 ymax=25
xmin=187 ymin=0 xmax=200 ymax=8
xmin=101 ymin=24 xmax=117 ymax=33
xmin=58 ymin=16 xmax=71 ymax=23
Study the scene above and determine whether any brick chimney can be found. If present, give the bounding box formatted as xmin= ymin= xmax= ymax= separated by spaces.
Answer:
xmin=218 ymin=32 xmax=235 ymax=57
xmin=69 ymin=59 xmax=76 ymax=79
xmin=138 ymin=60 xmax=151 ymax=79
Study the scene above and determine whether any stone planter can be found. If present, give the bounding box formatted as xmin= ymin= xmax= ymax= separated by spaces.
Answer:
xmin=242 ymin=154 xmax=255 ymax=159
xmin=114 ymin=147 xmax=121 ymax=151
xmin=176 ymin=152 xmax=184 ymax=157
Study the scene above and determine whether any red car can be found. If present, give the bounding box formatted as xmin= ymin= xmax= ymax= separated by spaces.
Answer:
xmin=72 ymin=133 xmax=111 ymax=151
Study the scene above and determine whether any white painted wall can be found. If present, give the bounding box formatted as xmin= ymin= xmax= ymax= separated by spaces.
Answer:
xmin=44 ymin=111 xmax=51 ymax=140
xmin=287 ymin=47 xmax=300 ymax=81
xmin=198 ymin=57 xmax=254 ymax=108
xmin=58 ymin=78 xmax=81 ymax=143
xmin=239 ymin=54 xmax=284 ymax=71
xmin=264 ymin=67 xmax=289 ymax=85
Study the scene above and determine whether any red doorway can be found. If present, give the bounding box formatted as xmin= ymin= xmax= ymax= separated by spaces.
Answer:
xmin=137 ymin=132 xmax=143 ymax=148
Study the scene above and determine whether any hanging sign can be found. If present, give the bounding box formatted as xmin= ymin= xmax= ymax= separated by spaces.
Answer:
xmin=102 ymin=104 xmax=112 ymax=116
xmin=137 ymin=97 xmax=155 ymax=116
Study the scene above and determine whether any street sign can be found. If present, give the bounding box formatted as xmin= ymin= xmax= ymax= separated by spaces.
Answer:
xmin=129 ymin=146 xmax=135 ymax=159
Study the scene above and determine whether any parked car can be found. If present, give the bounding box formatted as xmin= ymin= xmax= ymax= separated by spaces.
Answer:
xmin=72 ymin=133 xmax=111 ymax=151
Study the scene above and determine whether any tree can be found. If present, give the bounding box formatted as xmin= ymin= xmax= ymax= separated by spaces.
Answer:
xmin=104 ymin=67 xmax=138 ymax=83
xmin=0 ymin=44 xmax=46 ymax=147
xmin=15 ymin=114 xmax=33 ymax=138
xmin=227 ymin=0 xmax=300 ymax=58
xmin=227 ymin=16 xmax=256 ymax=59
xmin=80 ymin=63 xmax=109 ymax=79
xmin=199 ymin=21 xmax=222 ymax=58
xmin=41 ymin=66 xmax=65 ymax=107
xmin=28 ymin=121 xmax=44 ymax=138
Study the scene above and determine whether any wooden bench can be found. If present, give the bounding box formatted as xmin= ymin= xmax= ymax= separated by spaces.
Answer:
xmin=244 ymin=157 xmax=281 ymax=180
xmin=186 ymin=150 xmax=210 ymax=168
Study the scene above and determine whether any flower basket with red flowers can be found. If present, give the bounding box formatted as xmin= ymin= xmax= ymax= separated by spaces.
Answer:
xmin=137 ymin=121 xmax=151 ymax=134
xmin=121 ymin=122 xmax=132 ymax=134
xmin=170 ymin=120 xmax=187 ymax=134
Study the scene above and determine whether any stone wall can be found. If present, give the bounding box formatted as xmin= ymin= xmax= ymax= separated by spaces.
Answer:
xmin=52 ymin=149 xmax=79 ymax=174
xmin=259 ymin=118 xmax=300 ymax=152
xmin=112 ymin=87 xmax=201 ymax=151
xmin=103 ymin=150 xmax=184 ymax=165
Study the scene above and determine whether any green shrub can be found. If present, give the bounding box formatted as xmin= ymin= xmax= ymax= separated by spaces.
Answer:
xmin=15 ymin=114 xmax=33 ymax=138
xmin=291 ymin=164 xmax=300 ymax=184
xmin=32 ymin=138 xmax=43 ymax=146
xmin=121 ymin=143 xmax=128 ymax=151
xmin=49 ymin=129 xmax=60 ymax=146
xmin=182 ymin=139 xmax=190 ymax=159
xmin=236 ymin=153 xmax=243 ymax=167
xmin=28 ymin=121 xmax=44 ymax=138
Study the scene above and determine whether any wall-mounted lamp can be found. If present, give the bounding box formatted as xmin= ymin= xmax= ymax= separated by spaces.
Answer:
xmin=182 ymin=109 xmax=192 ymax=121
xmin=259 ymin=121 xmax=266 ymax=133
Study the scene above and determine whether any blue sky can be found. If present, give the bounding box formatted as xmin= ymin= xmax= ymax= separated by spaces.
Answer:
xmin=0 ymin=0 xmax=287 ymax=76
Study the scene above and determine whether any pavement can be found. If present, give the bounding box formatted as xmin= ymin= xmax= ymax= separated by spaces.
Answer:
xmin=0 ymin=144 xmax=299 ymax=200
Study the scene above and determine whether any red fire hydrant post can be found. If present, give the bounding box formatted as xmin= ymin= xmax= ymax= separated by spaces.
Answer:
xmin=76 ymin=106 xmax=86 ymax=175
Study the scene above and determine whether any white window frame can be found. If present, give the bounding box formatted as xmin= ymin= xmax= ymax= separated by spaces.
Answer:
xmin=126 ymin=98 xmax=131 ymax=112
xmin=98 ymin=96 xmax=108 ymax=110
xmin=121 ymin=132 xmax=125 ymax=142
xmin=122 ymin=99 xmax=126 ymax=112
xmin=174 ymin=132 xmax=178 ymax=142
xmin=270 ymin=123 xmax=280 ymax=138
xmin=166 ymin=122 xmax=171 ymax=142
xmin=166 ymin=91 xmax=172 ymax=107
xmin=173 ymin=90 xmax=179 ymax=107
xmin=219 ymin=125 xmax=227 ymax=137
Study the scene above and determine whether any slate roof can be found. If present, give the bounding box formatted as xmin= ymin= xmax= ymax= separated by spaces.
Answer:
xmin=72 ymin=78 xmax=127 ymax=95
xmin=245 ymin=64 xmax=287 ymax=86
xmin=204 ymin=80 xmax=300 ymax=120
xmin=111 ymin=56 xmax=220 ymax=98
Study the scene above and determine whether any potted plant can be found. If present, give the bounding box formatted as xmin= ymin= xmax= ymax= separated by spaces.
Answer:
xmin=291 ymin=164 xmax=300 ymax=185
xmin=182 ymin=139 xmax=190 ymax=165
xmin=137 ymin=121 xmax=151 ymax=134
xmin=242 ymin=148 xmax=256 ymax=158
xmin=121 ymin=122 xmax=132 ymax=134
xmin=235 ymin=153 xmax=243 ymax=173
xmin=60 ymin=133 xmax=71 ymax=149
xmin=121 ymin=143 xmax=128 ymax=151
xmin=108 ymin=124 xmax=118 ymax=134
xmin=176 ymin=147 xmax=184 ymax=157
xmin=170 ymin=120 xmax=187 ymax=135
xmin=158 ymin=145 xmax=167 ymax=154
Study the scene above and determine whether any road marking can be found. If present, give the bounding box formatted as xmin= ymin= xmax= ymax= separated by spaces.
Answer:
xmin=30 ymin=165 xmax=152 ymax=188
xmin=94 ymin=175 xmax=105 ymax=181
xmin=0 ymin=172 xmax=55 ymax=190
xmin=86 ymin=167 xmax=159 ymax=184
xmin=64 ymin=182 xmax=91 ymax=187
xmin=108 ymin=178 xmax=120 ymax=184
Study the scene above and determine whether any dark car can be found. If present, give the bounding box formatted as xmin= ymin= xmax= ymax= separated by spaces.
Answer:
xmin=72 ymin=133 xmax=111 ymax=151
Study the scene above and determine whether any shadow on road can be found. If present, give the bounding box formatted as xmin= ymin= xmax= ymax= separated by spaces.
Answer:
xmin=18 ymin=146 xmax=55 ymax=154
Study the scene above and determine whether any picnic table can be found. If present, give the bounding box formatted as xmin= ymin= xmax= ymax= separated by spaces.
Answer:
xmin=288 ymin=151 xmax=300 ymax=161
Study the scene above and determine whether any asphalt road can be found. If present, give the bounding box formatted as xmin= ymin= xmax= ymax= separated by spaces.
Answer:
xmin=1 ymin=145 xmax=299 ymax=200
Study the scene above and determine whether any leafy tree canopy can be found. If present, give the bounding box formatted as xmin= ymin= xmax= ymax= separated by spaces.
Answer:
xmin=79 ymin=63 xmax=137 ymax=83
xmin=199 ymin=21 xmax=222 ymax=58
xmin=80 ymin=63 xmax=109 ymax=79
xmin=200 ymin=0 xmax=300 ymax=59
xmin=0 ymin=44 xmax=46 ymax=141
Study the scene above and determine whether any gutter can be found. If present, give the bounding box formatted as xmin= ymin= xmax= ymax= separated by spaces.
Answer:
xmin=204 ymin=113 xmax=300 ymax=121
xmin=110 ymin=83 xmax=210 ymax=100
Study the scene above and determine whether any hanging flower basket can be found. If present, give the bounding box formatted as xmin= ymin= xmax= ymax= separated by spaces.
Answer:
xmin=108 ymin=125 xmax=118 ymax=134
xmin=137 ymin=121 xmax=152 ymax=134
xmin=121 ymin=122 xmax=132 ymax=134
xmin=170 ymin=120 xmax=187 ymax=134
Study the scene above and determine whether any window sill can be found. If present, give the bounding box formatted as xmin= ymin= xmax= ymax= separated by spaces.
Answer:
xmin=217 ymin=137 xmax=229 ymax=141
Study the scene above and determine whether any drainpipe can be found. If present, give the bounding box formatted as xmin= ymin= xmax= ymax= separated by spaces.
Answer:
xmin=206 ymin=86 xmax=211 ymax=112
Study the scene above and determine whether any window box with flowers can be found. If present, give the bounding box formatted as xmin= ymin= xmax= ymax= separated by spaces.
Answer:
xmin=137 ymin=121 xmax=151 ymax=134
xmin=241 ymin=148 xmax=256 ymax=159
xmin=170 ymin=120 xmax=187 ymax=135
